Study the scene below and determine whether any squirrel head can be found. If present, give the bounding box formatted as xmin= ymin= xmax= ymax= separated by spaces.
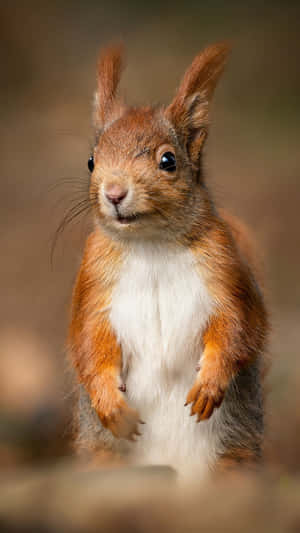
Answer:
xmin=89 ymin=43 xmax=229 ymax=242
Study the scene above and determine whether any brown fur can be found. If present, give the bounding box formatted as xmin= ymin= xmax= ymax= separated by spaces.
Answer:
xmin=93 ymin=43 xmax=125 ymax=130
xmin=186 ymin=215 xmax=267 ymax=421
xmin=69 ymin=231 xmax=140 ymax=440
xmin=166 ymin=42 xmax=229 ymax=168
xmin=215 ymin=446 xmax=260 ymax=474
xmin=69 ymin=42 xmax=269 ymax=469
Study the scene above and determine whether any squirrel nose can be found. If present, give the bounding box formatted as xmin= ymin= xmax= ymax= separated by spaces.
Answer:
xmin=105 ymin=184 xmax=128 ymax=205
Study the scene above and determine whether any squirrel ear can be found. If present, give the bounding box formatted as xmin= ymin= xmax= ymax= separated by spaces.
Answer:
xmin=93 ymin=44 xmax=125 ymax=130
xmin=165 ymin=42 xmax=230 ymax=167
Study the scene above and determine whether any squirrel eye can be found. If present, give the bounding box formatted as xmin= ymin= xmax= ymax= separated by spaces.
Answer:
xmin=88 ymin=156 xmax=94 ymax=172
xmin=159 ymin=152 xmax=176 ymax=172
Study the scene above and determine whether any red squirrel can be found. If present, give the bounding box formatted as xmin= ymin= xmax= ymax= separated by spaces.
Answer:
xmin=69 ymin=43 xmax=269 ymax=476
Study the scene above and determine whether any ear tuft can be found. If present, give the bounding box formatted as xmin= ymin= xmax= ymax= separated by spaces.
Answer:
xmin=166 ymin=42 xmax=230 ymax=167
xmin=94 ymin=43 xmax=125 ymax=129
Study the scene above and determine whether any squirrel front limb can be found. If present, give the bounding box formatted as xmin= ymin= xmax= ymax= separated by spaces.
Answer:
xmin=186 ymin=222 xmax=268 ymax=422
xmin=186 ymin=306 xmax=265 ymax=422
xmin=71 ymin=316 xmax=140 ymax=441
xmin=87 ymin=329 xmax=140 ymax=441
xmin=69 ymin=233 xmax=141 ymax=441
xmin=186 ymin=340 xmax=229 ymax=422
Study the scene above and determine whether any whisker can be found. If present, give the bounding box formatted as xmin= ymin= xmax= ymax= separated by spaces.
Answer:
xmin=48 ymin=169 xmax=100 ymax=267
xmin=50 ymin=195 xmax=96 ymax=268
xmin=47 ymin=176 xmax=90 ymax=194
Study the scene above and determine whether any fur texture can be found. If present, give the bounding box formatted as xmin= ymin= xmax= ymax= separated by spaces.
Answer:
xmin=69 ymin=42 xmax=269 ymax=476
xmin=110 ymin=243 xmax=215 ymax=474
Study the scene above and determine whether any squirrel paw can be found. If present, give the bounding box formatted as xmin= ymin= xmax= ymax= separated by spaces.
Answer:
xmin=101 ymin=398 xmax=142 ymax=441
xmin=185 ymin=372 xmax=225 ymax=422
xmin=92 ymin=383 xmax=142 ymax=440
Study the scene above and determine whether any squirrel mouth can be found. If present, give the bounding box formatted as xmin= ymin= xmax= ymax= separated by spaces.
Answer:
xmin=116 ymin=212 xmax=140 ymax=225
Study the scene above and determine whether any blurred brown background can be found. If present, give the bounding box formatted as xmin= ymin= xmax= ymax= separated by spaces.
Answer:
xmin=0 ymin=0 xmax=299 ymax=474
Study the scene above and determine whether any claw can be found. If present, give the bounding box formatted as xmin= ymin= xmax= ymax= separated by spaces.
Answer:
xmin=186 ymin=377 xmax=225 ymax=423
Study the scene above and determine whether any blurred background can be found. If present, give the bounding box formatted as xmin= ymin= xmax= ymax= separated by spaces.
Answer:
xmin=0 ymin=0 xmax=300 ymax=524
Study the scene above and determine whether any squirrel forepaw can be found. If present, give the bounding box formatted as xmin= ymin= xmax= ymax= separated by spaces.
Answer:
xmin=91 ymin=378 xmax=142 ymax=440
xmin=103 ymin=400 xmax=142 ymax=440
xmin=185 ymin=371 xmax=226 ymax=422
xmin=97 ymin=395 xmax=142 ymax=441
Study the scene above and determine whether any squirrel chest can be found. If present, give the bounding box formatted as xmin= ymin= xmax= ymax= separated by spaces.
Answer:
xmin=109 ymin=243 xmax=217 ymax=467
xmin=110 ymin=244 xmax=214 ymax=384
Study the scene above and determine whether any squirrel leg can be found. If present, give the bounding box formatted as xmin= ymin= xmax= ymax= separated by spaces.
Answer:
xmin=70 ymin=316 xmax=141 ymax=441
xmin=186 ymin=313 xmax=238 ymax=421
xmin=214 ymin=447 xmax=261 ymax=477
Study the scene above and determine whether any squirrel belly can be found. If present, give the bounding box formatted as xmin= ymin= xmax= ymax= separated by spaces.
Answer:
xmin=109 ymin=242 xmax=221 ymax=473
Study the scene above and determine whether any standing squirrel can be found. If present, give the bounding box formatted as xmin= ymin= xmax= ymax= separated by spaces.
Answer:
xmin=69 ymin=42 xmax=268 ymax=476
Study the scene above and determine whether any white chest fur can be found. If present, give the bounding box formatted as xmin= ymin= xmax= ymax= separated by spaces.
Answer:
xmin=110 ymin=243 xmax=222 ymax=475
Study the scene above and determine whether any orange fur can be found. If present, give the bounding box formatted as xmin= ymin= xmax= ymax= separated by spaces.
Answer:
xmin=215 ymin=446 xmax=261 ymax=473
xmin=220 ymin=208 xmax=264 ymax=282
xmin=166 ymin=42 xmax=230 ymax=167
xmin=69 ymin=42 xmax=269 ymax=466
xmin=185 ymin=214 xmax=268 ymax=420
xmin=94 ymin=44 xmax=125 ymax=130
xmin=69 ymin=231 xmax=140 ymax=440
